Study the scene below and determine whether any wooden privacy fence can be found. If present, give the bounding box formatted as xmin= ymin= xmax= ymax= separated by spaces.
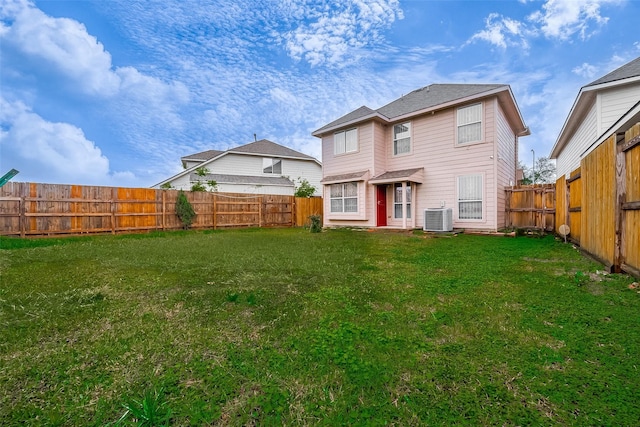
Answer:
xmin=505 ymin=184 xmax=556 ymax=231
xmin=0 ymin=182 xmax=323 ymax=237
xmin=555 ymin=122 xmax=640 ymax=277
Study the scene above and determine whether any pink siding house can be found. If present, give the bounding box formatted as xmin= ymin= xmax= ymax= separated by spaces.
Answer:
xmin=313 ymin=84 xmax=530 ymax=231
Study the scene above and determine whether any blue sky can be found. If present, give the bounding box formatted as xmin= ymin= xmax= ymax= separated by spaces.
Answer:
xmin=1 ymin=0 xmax=639 ymax=187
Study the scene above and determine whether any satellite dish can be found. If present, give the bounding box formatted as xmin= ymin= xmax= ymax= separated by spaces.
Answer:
xmin=558 ymin=224 xmax=570 ymax=243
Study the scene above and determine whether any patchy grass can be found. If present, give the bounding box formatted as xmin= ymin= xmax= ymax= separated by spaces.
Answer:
xmin=1 ymin=229 xmax=638 ymax=426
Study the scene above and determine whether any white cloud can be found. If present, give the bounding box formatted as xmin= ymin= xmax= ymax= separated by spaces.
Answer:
xmin=1 ymin=0 xmax=120 ymax=96
xmin=528 ymin=0 xmax=620 ymax=41
xmin=468 ymin=13 xmax=529 ymax=49
xmin=283 ymin=0 xmax=403 ymax=66
xmin=469 ymin=0 xmax=621 ymax=49
xmin=0 ymin=97 xmax=135 ymax=185
xmin=572 ymin=62 xmax=598 ymax=78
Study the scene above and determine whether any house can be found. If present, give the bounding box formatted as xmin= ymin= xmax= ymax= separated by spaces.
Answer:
xmin=312 ymin=84 xmax=530 ymax=231
xmin=550 ymin=56 xmax=640 ymax=177
xmin=153 ymin=139 xmax=322 ymax=196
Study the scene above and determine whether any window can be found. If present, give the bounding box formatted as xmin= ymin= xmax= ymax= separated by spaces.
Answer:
xmin=334 ymin=128 xmax=358 ymax=155
xmin=330 ymin=182 xmax=358 ymax=213
xmin=262 ymin=158 xmax=282 ymax=174
xmin=394 ymin=183 xmax=411 ymax=219
xmin=393 ymin=122 xmax=411 ymax=155
xmin=458 ymin=174 xmax=483 ymax=219
xmin=457 ymin=103 xmax=482 ymax=144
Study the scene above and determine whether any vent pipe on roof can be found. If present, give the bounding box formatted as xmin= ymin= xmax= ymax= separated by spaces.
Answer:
xmin=254 ymin=133 xmax=257 ymax=142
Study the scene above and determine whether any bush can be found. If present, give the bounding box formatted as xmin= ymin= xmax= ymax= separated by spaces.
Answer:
xmin=294 ymin=178 xmax=317 ymax=198
xmin=309 ymin=214 xmax=322 ymax=233
xmin=176 ymin=190 xmax=196 ymax=229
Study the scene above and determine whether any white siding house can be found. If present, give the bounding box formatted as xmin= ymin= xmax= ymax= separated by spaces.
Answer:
xmin=551 ymin=57 xmax=640 ymax=177
xmin=153 ymin=139 xmax=322 ymax=196
xmin=313 ymin=84 xmax=530 ymax=231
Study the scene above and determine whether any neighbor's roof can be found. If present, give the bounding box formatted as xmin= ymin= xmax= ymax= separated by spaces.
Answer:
xmin=228 ymin=139 xmax=317 ymax=160
xmin=181 ymin=149 xmax=225 ymax=163
xmin=182 ymin=139 xmax=317 ymax=164
xmin=585 ymin=57 xmax=640 ymax=87
xmin=312 ymin=84 xmax=526 ymax=137
xmin=550 ymin=56 xmax=640 ymax=159
xmin=191 ymin=173 xmax=294 ymax=187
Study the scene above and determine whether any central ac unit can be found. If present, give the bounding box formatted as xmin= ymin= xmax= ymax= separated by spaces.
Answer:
xmin=423 ymin=208 xmax=453 ymax=232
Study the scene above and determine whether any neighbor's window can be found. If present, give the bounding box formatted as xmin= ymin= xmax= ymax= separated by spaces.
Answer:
xmin=330 ymin=182 xmax=358 ymax=213
xmin=457 ymin=103 xmax=482 ymax=144
xmin=393 ymin=122 xmax=411 ymax=155
xmin=458 ymin=174 xmax=483 ymax=219
xmin=394 ymin=183 xmax=411 ymax=219
xmin=334 ymin=128 xmax=358 ymax=155
xmin=262 ymin=158 xmax=282 ymax=174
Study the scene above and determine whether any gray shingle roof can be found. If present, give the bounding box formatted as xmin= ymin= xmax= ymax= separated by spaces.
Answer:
xmin=181 ymin=139 xmax=318 ymax=163
xmin=378 ymin=84 xmax=504 ymax=118
xmin=313 ymin=84 xmax=506 ymax=135
xmin=181 ymin=149 xmax=225 ymax=162
xmin=191 ymin=173 xmax=294 ymax=187
xmin=370 ymin=168 xmax=424 ymax=181
xmin=586 ymin=57 xmax=640 ymax=87
xmin=229 ymin=139 xmax=316 ymax=160
xmin=314 ymin=106 xmax=378 ymax=134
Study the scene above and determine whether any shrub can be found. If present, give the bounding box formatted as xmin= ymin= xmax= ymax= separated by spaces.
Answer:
xmin=190 ymin=182 xmax=207 ymax=192
xmin=176 ymin=190 xmax=196 ymax=229
xmin=294 ymin=178 xmax=317 ymax=198
xmin=309 ymin=214 xmax=322 ymax=233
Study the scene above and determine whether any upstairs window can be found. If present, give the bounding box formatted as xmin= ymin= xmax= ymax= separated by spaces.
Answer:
xmin=393 ymin=122 xmax=411 ymax=155
xmin=457 ymin=103 xmax=482 ymax=145
xmin=330 ymin=182 xmax=358 ymax=213
xmin=262 ymin=158 xmax=282 ymax=174
xmin=458 ymin=174 xmax=483 ymax=220
xmin=334 ymin=128 xmax=358 ymax=155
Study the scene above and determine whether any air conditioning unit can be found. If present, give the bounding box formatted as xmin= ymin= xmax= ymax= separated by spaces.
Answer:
xmin=423 ymin=208 xmax=453 ymax=232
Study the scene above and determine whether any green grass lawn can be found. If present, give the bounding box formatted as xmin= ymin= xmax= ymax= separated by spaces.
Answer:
xmin=1 ymin=228 xmax=639 ymax=426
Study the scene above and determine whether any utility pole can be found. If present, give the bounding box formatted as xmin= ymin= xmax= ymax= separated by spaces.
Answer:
xmin=531 ymin=149 xmax=535 ymax=185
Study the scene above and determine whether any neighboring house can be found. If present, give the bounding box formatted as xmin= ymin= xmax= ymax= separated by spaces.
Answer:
xmin=312 ymin=84 xmax=530 ymax=231
xmin=550 ymin=56 xmax=640 ymax=177
xmin=154 ymin=139 xmax=322 ymax=196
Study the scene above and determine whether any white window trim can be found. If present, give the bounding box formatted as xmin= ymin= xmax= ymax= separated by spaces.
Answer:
xmin=262 ymin=158 xmax=282 ymax=175
xmin=393 ymin=122 xmax=412 ymax=156
xmin=456 ymin=174 xmax=484 ymax=221
xmin=393 ymin=183 xmax=412 ymax=219
xmin=334 ymin=128 xmax=358 ymax=155
xmin=329 ymin=182 xmax=358 ymax=213
xmin=456 ymin=103 xmax=483 ymax=146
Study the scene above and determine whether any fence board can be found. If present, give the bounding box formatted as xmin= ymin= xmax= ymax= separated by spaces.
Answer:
xmin=294 ymin=197 xmax=323 ymax=227
xmin=505 ymin=184 xmax=555 ymax=231
xmin=0 ymin=184 xmax=323 ymax=236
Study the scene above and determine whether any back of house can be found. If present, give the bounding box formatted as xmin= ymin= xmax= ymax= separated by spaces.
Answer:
xmin=313 ymin=84 xmax=530 ymax=231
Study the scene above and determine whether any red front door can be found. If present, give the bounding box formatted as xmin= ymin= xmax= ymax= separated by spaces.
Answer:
xmin=376 ymin=185 xmax=387 ymax=226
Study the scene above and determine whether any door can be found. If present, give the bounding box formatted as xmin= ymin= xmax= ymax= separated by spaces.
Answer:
xmin=376 ymin=185 xmax=387 ymax=226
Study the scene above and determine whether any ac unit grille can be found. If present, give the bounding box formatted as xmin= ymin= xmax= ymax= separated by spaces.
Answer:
xmin=424 ymin=208 xmax=453 ymax=232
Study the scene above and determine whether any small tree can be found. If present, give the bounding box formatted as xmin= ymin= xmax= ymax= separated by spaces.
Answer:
xmin=176 ymin=190 xmax=196 ymax=229
xmin=519 ymin=157 xmax=556 ymax=184
xmin=294 ymin=178 xmax=317 ymax=198
xmin=195 ymin=166 xmax=210 ymax=177
xmin=191 ymin=181 xmax=207 ymax=192
xmin=160 ymin=182 xmax=173 ymax=190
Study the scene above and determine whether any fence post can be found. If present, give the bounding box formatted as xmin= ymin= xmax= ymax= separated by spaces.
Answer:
xmin=19 ymin=196 xmax=25 ymax=238
xmin=613 ymin=138 xmax=627 ymax=273
xmin=213 ymin=193 xmax=217 ymax=230
xmin=162 ymin=190 xmax=166 ymax=231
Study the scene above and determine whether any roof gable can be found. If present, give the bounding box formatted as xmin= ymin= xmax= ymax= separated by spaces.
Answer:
xmin=551 ymin=56 xmax=640 ymax=159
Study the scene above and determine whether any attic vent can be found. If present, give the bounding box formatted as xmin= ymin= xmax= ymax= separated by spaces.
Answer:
xmin=423 ymin=208 xmax=453 ymax=232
